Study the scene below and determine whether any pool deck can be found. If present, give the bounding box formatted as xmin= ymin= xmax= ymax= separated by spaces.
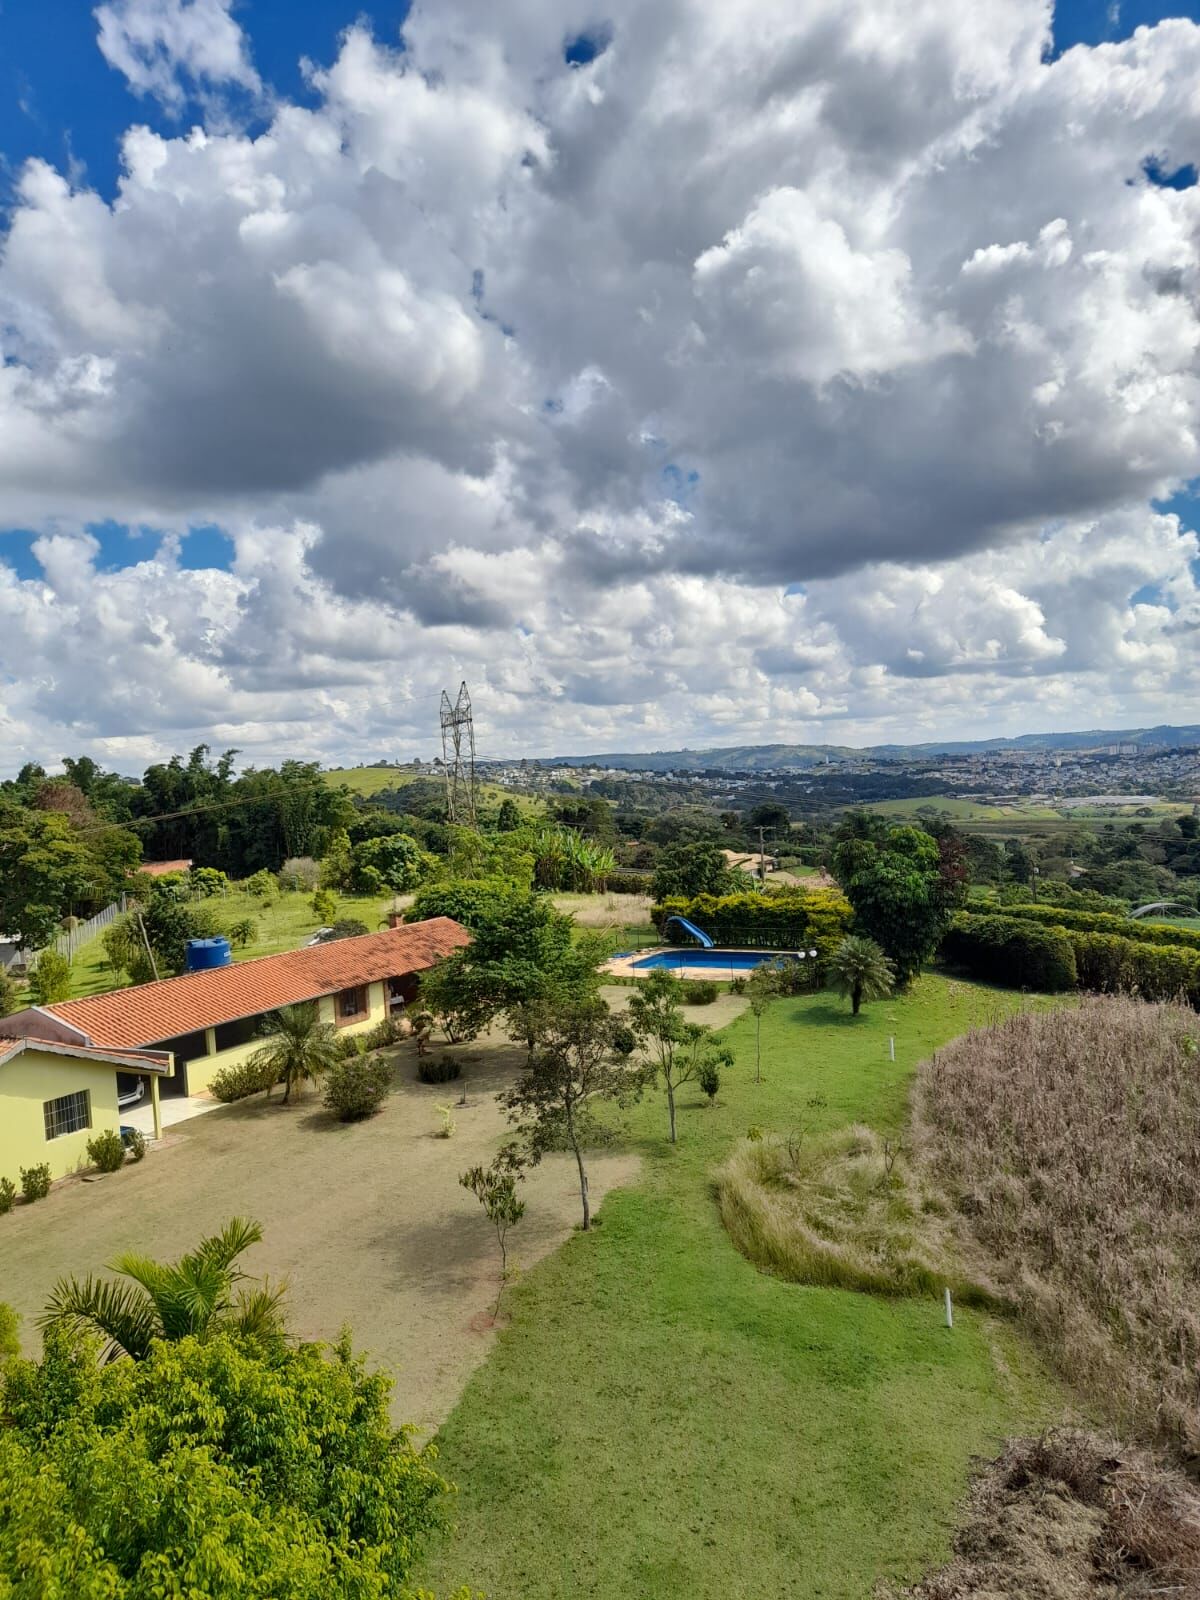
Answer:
xmin=603 ymin=947 xmax=797 ymax=982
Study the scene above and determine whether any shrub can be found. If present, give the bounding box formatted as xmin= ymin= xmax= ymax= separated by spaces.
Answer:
xmin=0 ymin=968 xmax=20 ymax=1018
xmin=20 ymin=1164 xmax=50 ymax=1203
xmin=698 ymin=1058 xmax=721 ymax=1103
xmin=652 ymin=887 xmax=852 ymax=959
xmin=86 ymin=1129 xmax=127 ymax=1173
xmin=435 ymin=1104 xmax=456 ymax=1138
xmin=604 ymin=867 xmax=652 ymax=895
xmin=683 ymin=979 xmax=720 ymax=1005
xmin=243 ymin=869 xmax=278 ymax=901
xmin=406 ymin=877 xmax=524 ymax=930
xmin=0 ymin=1178 xmax=15 ymax=1215
xmin=189 ymin=866 xmax=229 ymax=898
xmin=124 ymin=1127 xmax=147 ymax=1162
xmin=1000 ymin=902 xmax=1200 ymax=951
xmin=311 ymin=888 xmax=338 ymax=922
xmin=27 ymin=949 xmax=71 ymax=1005
xmin=364 ymin=1014 xmax=404 ymax=1051
xmin=610 ymin=1021 xmax=637 ymax=1057
xmin=418 ymin=1055 xmax=462 ymax=1084
xmin=312 ymin=919 xmax=370 ymax=943
xmin=226 ymin=917 xmax=258 ymax=949
xmin=0 ymin=1302 xmax=17 ymax=1358
xmin=279 ymin=856 xmax=320 ymax=892
xmin=323 ymin=1057 xmax=393 ymax=1121
xmin=940 ymin=913 xmax=1078 ymax=991
xmin=210 ymin=1057 xmax=279 ymax=1102
xmin=729 ymin=975 xmax=747 ymax=995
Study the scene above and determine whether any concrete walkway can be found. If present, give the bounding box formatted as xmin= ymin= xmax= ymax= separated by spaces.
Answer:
xmin=123 ymin=1092 xmax=220 ymax=1135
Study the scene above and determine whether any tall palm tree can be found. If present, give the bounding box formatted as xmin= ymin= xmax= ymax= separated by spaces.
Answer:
xmin=828 ymin=935 xmax=896 ymax=1016
xmin=250 ymin=1000 xmax=341 ymax=1103
xmin=39 ymin=1217 xmax=286 ymax=1363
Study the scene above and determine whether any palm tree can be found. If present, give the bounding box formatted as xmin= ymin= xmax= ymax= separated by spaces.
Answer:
xmin=250 ymin=1000 xmax=341 ymax=1103
xmin=828 ymin=935 xmax=896 ymax=1016
xmin=39 ymin=1217 xmax=286 ymax=1363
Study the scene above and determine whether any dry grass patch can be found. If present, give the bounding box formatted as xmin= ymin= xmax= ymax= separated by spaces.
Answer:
xmin=716 ymin=1124 xmax=991 ymax=1303
xmin=914 ymin=996 xmax=1200 ymax=1454
xmin=552 ymin=891 xmax=653 ymax=929
xmin=886 ymin=1430 xmax=1200 ymax=1599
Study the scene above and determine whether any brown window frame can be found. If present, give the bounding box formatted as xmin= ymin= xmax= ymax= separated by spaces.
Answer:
xmin=336 ymin=985 xmax=370 ymax=1026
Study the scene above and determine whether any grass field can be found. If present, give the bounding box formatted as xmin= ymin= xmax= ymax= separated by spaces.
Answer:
xmin=63 ymin=888 xmax=401 ymax=998
xmin=326 ymin=766 xmax=542 ymax=815
xmin=862 ymin=796 xmax=1191 ymax=837
xmin=418 ymin=976 xmax=1065 ymax=1600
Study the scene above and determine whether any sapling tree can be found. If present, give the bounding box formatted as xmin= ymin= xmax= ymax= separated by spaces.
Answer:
xmin=745 ymin=961 xmax=782 ymax=1084
xmin=628 ymin=969 xmax=732 ymax=1142
xmin=460 ymin=1146 xmax=526 ymax=1317
xmin=502 ymin=994 xmax=651 ymax=1230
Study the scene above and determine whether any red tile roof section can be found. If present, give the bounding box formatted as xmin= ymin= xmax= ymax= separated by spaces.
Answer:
xmin=138 ymin=860 xmax=194 ymax=876
xmin=43 ymin=918 xmax=471 ymax=1050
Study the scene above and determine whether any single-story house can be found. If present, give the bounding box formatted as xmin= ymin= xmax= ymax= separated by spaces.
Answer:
xmin=137 ymin=859 xmax=194 ymax=877
xmin=0 ymin=1036 xmax=172 ymax=1183
xmin=1 ymin=918 xmax=470 ymax=1161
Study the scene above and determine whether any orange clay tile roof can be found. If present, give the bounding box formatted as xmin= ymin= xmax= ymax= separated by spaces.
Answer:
xmin=42 ymin=918 xmax=471 ymax=1050
xmin=137 ymin=860 xmax=194 ymax=876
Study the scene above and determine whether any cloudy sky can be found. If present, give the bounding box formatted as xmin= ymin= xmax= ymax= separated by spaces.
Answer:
xmin=0 ymin=0 xmax=1198 ymax=772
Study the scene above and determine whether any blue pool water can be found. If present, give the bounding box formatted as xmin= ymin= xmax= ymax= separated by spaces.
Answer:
xmin=632 ymin=949 xmax=796 ymax=972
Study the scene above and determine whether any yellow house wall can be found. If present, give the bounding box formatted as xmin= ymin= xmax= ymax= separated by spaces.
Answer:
xmin=0 ymin=1050 xmax=122 ymax=1183
xmin=183 ymin=980 xmax=389 ymax=1095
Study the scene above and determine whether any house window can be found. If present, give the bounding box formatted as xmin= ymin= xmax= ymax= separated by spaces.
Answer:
xmin=337 ymin=985 xmax=368 ymax=1022
xmin=43 ymin=1089 xmax=91 ymax=1141
xmin=213 ymin=1014 xmax=263 ymax=1053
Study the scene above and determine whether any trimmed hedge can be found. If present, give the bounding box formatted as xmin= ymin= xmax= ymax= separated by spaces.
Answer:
xmin=999 ymin=903 xmax=1200 ymax=952
xmin=651 ymin=888 xmax=852 ymax=959
xmin=941 ymin=914 xmax=1078 ymax=992
xmin=942 ymin=912 xmax=1200 ymax=1005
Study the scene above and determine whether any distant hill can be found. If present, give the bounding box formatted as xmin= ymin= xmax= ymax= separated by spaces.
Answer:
xmin=531 ymin=726 xmax=1200 ymax=772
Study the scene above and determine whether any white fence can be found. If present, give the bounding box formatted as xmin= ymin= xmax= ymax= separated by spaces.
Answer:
xmin=19 ymin=896 xmax=127 ymax=970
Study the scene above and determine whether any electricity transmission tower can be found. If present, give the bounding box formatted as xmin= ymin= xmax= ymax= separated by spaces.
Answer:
xmin=439 ymin=681 xmax=478 ymax=826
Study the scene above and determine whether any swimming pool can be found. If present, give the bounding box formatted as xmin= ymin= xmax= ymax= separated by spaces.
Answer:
xmin=632 ymin=949 xmax=797 ymax=972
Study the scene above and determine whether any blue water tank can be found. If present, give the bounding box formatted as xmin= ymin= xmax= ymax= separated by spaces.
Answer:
xmin=185 ymin=937 xmax=232 ymax=972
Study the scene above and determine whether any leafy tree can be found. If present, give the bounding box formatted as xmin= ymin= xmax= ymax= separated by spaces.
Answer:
xmin=407 ymin=878 xmax=524 ymax=929
xmin=494 ymin=796 xmax=524 ymax=831
xmin=40 ymin=1217 xmax=285 ymax=1362
xmin=460 ymin=1147 xmax=526 ymax=1316
xmin=0 ymin=968 xmax=19 ymax=1018
xmin=249 ymin=1003 xmax=341 ymax=1105
xmin=651 ymin=841 xmax=736 ymax=901
xmin=227 ymin=916 xmax=258 ymax=949
xmin=827 ymin=935 xmax=895 ymax=1015
xmin=745 ymin=961 xmax=782 ymax=1084
xmin=0 ymin=803 xmax=97 ymax=950
xmin=312 ymin=887 xmax=338 ymax=921
xmin=0 ymin=1323 xmax=458 ymax=1599
xmin=349 ymin=832 xmax=430 ymax=893
xmin=26 ymin=948 xmax=71 ymax=1005
xmin=502 ymin=995 xmax=651 ymax=1230
xmin=319 ymin=828 xmax=354 ymax=889
xmin=831 ymin=825 xmax=946 ymax=986
xmin=323 ymin=1056 xmax=392 ymax=1121
xmin=748 ymin=802 xmax=792 ymax=836
xmin=279 ymin=855 xmax=321 ymax=891
xmin=627 ymin=969 xmax=733 ymax=1143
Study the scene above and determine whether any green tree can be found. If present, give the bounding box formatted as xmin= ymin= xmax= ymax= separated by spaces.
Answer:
xmin=831 ymin=825 xmax=946 ymax=986
xmin=248 ymin=1002 xmax=341 ymax=1104
xmin=40 ymin=1217 xmax=285 ymax=1362
xmin=827 ymin=935 xmax=895 ymax=1016
xmin=0 ymin=1323 xmax=458 ymax=1598
xmin=494 ymin=796 xmax=524 ymax=831
xmin=745 ymin=961 xmax=781 ymax=1084
xmin=651 ymin=841 xmax=736 ymax=901
xmin=0 ymin=804 xmax=96 ymax=951
xmin=27 ymin=948 xmax=72 ymax=1005
xmin=502 ymin=995 xmax=651 ymax=1230
xmin=627 ymin=969 xmax=732 ymax=1143
xmin=311 ymin=887 xmax=338 ymax=921
xmin=460 ymin=1147 xmax=526 ymax=1316
xmin=748 ymin=802 xmax=791 ymax=836
xmin=349 ymin=832 xmax=430 ymax=892
xmin=0 ymin=968 xmax=19 ymax=1018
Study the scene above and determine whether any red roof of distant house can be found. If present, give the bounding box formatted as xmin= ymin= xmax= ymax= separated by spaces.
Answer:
xmin=138 ymin=860 xmax=194 ymax=877
xmin=40 ymin=918 xmax=470 ymax=1050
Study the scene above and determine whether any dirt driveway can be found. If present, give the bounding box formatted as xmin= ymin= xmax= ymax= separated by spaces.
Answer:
xmin=0 ymin=1035 xmax=637 ymax=1434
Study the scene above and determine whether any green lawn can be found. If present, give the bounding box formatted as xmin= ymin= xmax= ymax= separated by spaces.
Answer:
xmin=326 ymin=766 xmax=543 ymax=814
xmin=418 ymin=975 xmax=1064 ymax=1600
xmin=63 ymin=888 xmax=399 ymax=998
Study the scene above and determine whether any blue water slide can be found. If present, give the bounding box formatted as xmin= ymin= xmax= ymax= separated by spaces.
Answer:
xmin=662 ymin=915 xmax=715 ymax=949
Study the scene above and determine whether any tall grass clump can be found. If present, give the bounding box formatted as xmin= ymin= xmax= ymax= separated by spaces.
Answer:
xmin=716 ymin=1125 xmax=992 ymax=1304
xmin=914 ymin=995 xmax=1200 ymax=1455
